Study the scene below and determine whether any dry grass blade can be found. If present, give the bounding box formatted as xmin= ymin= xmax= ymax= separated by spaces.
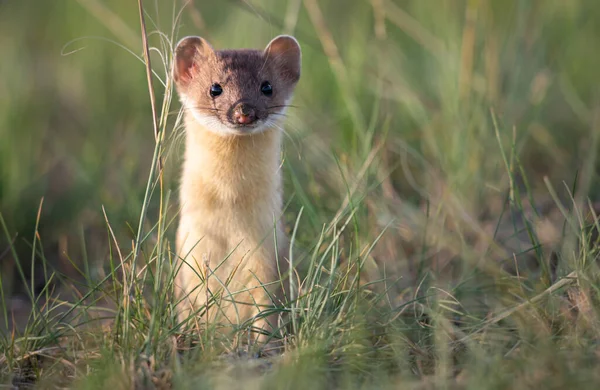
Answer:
xmin=460 ymin=271 xmax=579 ymax=342
xmin=101 ymin=206 xmax=126 ymax=296
xmin=326 ymin=140 xmax=384 ymax=233
xmin=131 ymin=0 xmax=165 ymax=266
xmin=382 ymin=0 xmax=446 ymax=58
xmin=136 ymin=0 xmax=160 ymax=147
xmin=76 ymin=0 xmax=138 ymax=48
xmin=303 ymin=0 xmax=366 ymax=131
xmin=458 ymin=1 xmax=478 ymax=100
xmin=284 ymin=0 xmax=302 ymax=34
xmin=370 ymin=0 xmax=387 ymax=40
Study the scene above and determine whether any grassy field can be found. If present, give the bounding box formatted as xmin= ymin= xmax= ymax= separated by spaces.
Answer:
xmin=1 ymin=0 xmax=600 ymax=388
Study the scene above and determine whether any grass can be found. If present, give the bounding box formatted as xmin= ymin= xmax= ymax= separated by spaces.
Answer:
xmin=2 ymin=0 xmax=600 ymax=388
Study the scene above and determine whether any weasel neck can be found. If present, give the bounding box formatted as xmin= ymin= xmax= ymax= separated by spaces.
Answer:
xmin=181 ymin=114 xmax=283 ymax=210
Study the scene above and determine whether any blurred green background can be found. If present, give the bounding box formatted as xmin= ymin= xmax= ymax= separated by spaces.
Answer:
xmin=0 ymin=0 xmax=599 ymax=303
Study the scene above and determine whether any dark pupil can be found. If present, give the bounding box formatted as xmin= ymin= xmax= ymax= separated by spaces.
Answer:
xmin=210 ymin=83 xmax=223 ymax=97
xmin=261 ymin=81 xmax=273 ymax=96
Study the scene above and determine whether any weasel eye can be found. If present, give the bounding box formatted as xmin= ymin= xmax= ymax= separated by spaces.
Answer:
xmin=210 ymin=83 xmax=223 ymax=97
xmin=260 ymin=81 xmax=273 ymax=96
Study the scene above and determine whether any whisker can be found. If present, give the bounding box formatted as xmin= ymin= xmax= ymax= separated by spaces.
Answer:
xmin=167 ymin=107 xmax=219 ymax=117
xmin=184 ymin=106 xmax=220 ymax=111
xmin=271 ymin=122 xmax=301 ymax=156
xmin=266 ymin=104 xmax=300 ymax=109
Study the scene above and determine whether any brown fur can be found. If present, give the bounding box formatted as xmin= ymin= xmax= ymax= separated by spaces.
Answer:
xmin=174 ymin=36 xmax=300 ymax=135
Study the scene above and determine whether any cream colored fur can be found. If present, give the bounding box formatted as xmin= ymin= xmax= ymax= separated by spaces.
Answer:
xmin=175 ymin=112 xmax=288 ymax=339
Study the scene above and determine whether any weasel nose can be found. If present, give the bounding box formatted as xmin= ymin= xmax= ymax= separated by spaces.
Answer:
xmin=233 ymin=103 xmax=256 ymax=125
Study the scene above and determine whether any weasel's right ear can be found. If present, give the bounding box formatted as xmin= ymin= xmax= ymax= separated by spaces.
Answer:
xmin=264 ymin=35 xmax=301 ymax=83
xmin=173 ymin=36 xmax=215 ymax=87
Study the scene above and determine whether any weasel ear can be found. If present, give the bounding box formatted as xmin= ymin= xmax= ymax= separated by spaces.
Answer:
xmin=264 ymin=35 xmax=301 ymax=83
xmin=173 ymin=36 xmax=215 ymax=86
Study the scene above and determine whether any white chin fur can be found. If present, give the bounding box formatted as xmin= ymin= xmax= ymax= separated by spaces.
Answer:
xmin=181 ymin=95 xmax=286 ymax=136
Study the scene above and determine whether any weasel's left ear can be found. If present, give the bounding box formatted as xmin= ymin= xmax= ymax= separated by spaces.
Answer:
xmin=264 ymin=35 xmax=301 ymax=83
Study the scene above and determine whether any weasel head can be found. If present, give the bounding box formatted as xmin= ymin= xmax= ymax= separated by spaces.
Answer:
xmin=173 ymin=35 xmax=301 ymax=136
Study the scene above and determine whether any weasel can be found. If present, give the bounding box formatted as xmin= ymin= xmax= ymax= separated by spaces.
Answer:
xmin=172 ymin=35 xmax=301 ymax=341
